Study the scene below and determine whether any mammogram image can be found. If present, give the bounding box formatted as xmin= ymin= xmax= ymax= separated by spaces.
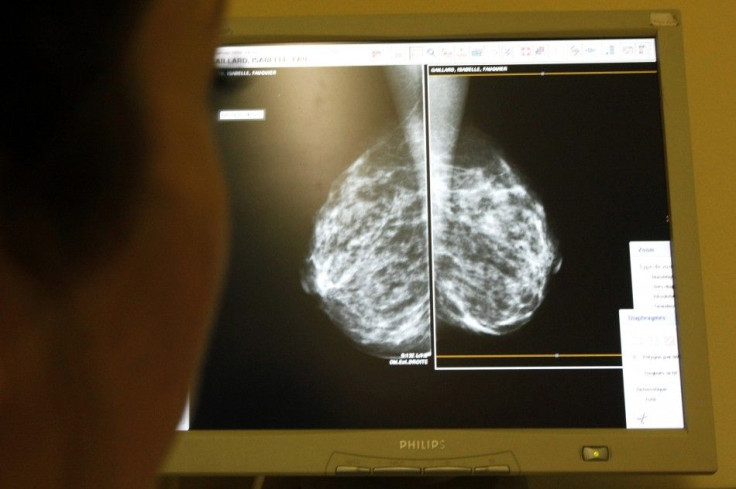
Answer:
xmin=302 ymin=67 xmax=561 ymax=359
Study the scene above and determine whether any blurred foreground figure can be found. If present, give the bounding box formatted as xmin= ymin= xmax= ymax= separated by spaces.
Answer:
xmin=0 ymin=1 xmax=229 ymax=488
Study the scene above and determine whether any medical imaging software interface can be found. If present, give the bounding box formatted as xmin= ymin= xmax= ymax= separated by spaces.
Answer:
xmin=190 ymin=38 xmax=684 ymax=432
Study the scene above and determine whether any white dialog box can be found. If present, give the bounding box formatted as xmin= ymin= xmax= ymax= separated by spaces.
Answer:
xmin=619 ymin=241 xmax=683 ymax=429
xmin=628 ymin=241 xmax=675 ymax=309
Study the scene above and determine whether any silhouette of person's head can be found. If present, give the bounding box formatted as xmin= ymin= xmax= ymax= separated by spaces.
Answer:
xmin=0 ymin=2 xmax=228 ymax=488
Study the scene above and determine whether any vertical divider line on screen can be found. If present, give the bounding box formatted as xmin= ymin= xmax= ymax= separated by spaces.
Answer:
xmin=424 ymin=64 xmax=438 ymax=370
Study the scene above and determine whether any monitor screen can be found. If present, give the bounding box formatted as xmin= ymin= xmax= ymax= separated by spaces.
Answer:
xmin=163 ymin=10 xmax=716 ymax=476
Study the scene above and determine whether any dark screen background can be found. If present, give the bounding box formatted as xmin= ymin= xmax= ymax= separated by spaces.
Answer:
xmin=193 ymin=60 xmax=667 ymax=430
xmin=433 ymin=64 xmax=670 ymax=363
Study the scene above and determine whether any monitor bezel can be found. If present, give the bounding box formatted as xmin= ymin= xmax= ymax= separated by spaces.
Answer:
xmin=161 ymin=9 xmax=716 ymax=476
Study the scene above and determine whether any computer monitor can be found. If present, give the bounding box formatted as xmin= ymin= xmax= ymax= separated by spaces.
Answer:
xmin=162 ymin=10 xmax=716 ymax=476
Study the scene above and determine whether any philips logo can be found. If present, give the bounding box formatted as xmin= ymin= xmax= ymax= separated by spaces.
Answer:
xmin=399 ymin=439 xmax=446 ymax=451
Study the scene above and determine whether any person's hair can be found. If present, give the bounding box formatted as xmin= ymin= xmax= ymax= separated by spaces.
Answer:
xmin=0 ymin=1 xmax=150 ymax=285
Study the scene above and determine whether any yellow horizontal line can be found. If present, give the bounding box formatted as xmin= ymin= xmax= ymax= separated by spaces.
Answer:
xmin=451 ymin=70 xmax=657 ymax=77
xmin=436 ymin=353 xmax=622 ymax=359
